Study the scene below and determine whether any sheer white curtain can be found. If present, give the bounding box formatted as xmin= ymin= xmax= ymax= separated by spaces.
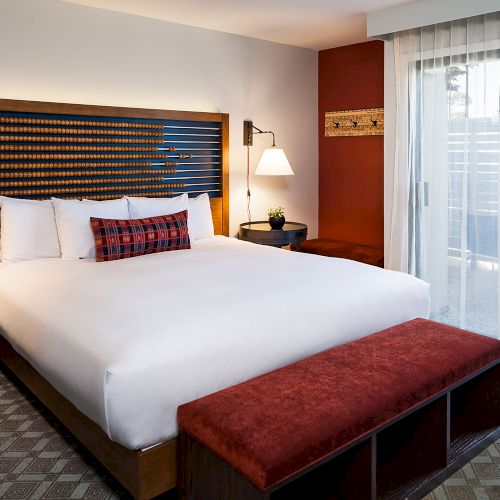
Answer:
xmin=388 ymin=13 xmax=500 ymax=338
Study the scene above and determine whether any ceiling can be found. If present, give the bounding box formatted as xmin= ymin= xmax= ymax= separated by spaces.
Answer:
xmin=59 ymin=0 xmax=415 ymax=50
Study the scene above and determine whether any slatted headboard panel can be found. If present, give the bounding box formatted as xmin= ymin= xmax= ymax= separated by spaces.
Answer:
xmin=0 ymin=99 xmax=229 ymax=235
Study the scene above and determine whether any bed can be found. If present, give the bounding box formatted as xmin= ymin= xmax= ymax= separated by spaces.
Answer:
xmin=0 ymin=99 xmax=429 ymax=499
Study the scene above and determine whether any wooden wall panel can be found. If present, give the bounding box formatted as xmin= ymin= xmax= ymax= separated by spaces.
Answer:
xmin=318 ymin=41 xmax=384 ymax=249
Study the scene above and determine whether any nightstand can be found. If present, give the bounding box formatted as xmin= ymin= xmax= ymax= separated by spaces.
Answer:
xmin=239 ymin=222 xmax=308 ymax=249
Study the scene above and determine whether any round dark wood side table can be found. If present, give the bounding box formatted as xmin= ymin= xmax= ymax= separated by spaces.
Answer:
xmin=238 ymin=221 xmax=308 ymax=249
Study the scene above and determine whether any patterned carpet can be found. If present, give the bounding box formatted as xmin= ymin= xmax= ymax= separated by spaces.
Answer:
xmin=0 ymin=366 xmax=499 ymax=500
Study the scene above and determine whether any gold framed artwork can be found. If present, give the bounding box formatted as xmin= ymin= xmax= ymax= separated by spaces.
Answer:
xmin=325 ymin=108 xmax=384 ymax=137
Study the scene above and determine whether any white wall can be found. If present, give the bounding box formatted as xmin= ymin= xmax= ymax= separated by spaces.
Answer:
xmin=0 ymin=0 xmax=318 ymax=237
xmin=368 ymin=0 xmax=500 ymax=38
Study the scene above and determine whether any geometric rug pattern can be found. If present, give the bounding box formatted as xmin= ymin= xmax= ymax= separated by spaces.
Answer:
xmin=1 ymin=366 xmax=499 ymax=500
xmin=0 ymin=368 xmax=126 ymax=499
xmin=425 ymin=442 xmax=500 ymax=500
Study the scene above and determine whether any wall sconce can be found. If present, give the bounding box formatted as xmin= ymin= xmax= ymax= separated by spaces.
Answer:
xmin=243 ymin=120 xmax=293 ymax=223
xmin=243 ymin=120 xmax=294 ymax=175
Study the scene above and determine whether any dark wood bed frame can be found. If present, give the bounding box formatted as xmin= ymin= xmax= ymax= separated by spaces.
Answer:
xmin=0 ymin=98 xmax=229 ymax=499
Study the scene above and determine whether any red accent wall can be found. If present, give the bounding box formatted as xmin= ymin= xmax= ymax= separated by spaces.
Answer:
xmin=318 ymin=41 xmax=384 ymax=249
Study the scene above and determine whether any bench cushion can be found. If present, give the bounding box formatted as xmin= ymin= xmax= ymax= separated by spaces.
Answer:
xmin=177 ymin=319 xmax=500 ymax=491
xmin=292 ymin=238 xmax=384 ymax=267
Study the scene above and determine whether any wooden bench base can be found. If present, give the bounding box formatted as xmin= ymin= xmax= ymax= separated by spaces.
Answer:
xmin=178 ymin=363 xmax=499 ymax=500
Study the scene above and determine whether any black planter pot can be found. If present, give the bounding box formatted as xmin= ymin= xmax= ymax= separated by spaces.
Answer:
xmin=269 ymin=216 xmax=285 ymax=230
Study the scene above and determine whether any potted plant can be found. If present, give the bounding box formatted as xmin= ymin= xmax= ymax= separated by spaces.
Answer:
xmin=267 ymin=206 xmax=286 ymax=229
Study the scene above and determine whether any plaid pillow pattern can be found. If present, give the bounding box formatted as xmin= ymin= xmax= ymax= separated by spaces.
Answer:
xmin=90 ymin=210 xmax=191 ymax=262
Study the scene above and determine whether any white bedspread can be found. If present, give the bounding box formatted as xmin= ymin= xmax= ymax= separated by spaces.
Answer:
xmin=0 ymin=237 xmax=429 ymax=450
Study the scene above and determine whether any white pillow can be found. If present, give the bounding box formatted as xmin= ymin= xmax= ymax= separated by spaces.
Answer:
xmin=0 ymin=197 xmax=61 ymax=263
xmin=188 ymin=194 xmax=215 ymax=241
xmin=126 ymin=194 xmax=188 ymax=219
xmin=52 ymin=197 xmax=129 ymax=260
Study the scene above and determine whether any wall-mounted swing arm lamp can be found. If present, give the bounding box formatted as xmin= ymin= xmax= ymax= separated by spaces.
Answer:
xmin=243 ymin=120 xmax=274 ymax=147
xmin=243 ymin=120 xmax=293 ymax=222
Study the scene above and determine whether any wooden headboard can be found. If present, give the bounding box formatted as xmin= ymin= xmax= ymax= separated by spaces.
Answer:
xmin=0 ymin=99 xmax=229 ymax=235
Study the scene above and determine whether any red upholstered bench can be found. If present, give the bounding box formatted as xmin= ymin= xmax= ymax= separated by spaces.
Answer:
xmin=177 ymin=319 xmax=500 ymax=500
xmin=291 ymin=238 xmax=384 ymax=267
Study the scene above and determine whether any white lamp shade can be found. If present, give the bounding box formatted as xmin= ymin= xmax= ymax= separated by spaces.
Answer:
xmin=254 ymin=147 xmax=294 ymax=176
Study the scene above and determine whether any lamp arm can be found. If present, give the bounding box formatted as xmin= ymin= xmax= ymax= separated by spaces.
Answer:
xmin=252 ymin=125 xmax=276 ymax=147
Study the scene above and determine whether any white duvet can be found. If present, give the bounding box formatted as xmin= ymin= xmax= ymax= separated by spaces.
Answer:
xmin=0 ymin=237 xmax=429 ymax=450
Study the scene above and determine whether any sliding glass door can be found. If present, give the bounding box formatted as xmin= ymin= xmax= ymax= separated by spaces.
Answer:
xmin=418 ymin=59 xmax=500 ymax=338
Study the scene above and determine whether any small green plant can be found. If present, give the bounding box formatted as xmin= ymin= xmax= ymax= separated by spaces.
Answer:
xmin=268 ymin=206 xmax=285 ymax=218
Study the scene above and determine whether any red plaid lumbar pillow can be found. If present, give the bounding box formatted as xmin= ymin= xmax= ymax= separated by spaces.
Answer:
xmin=90 ymin=210 xmax=191 ymax=262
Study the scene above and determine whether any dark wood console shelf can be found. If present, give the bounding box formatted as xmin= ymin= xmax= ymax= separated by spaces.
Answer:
xmin=179 ymin=361 xmax=499 ymax=500
xmin=380 ymin=428 xmax=500 ymax=500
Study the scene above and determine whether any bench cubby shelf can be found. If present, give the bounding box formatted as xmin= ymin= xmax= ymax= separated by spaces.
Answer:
xmin=179 ymin=361 xmax=499 ymax=500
